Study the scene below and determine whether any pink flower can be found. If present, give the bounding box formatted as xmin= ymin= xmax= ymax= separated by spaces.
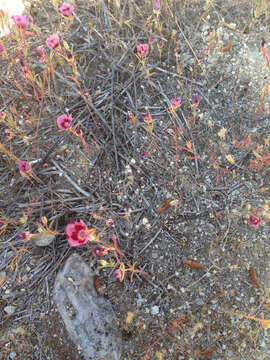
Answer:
xmin=114 ymin=268 xmax=124 ymax=281
xmin=0 ymin=43 xmax=4 ymax=54
xmin=11 ymin=15 xmax=29 ymax=29
xmin=248 ymin=214 xmax=262 ymax=227
xmin=137 ymin=43 xmax=149 ymax=58
xmin=59 ymin=2 xmax=75 ymax=17
xmin=57 ymin=114 xmax=72 ymax=130
xmin=19 ymin=160 xmax=31 ymax=175
xmin=16 ymin=232 xmax=30 ymax=241
xmin=154 ymin=0 xmax=161 ymax=12
xmin=65 ymin=50 xmax=72 ymax=59
xmin=149 ymin=35 xmax=155 ymax=45
xmin=4 ymin=129 xmax=13 ymax=140
xmin=193 ymin=93 xmax=200 ymax=106
xmin=46 ymin=34 xmax=60 ymax=49
xmin=261 ymin=38 xmax=267 ymax=59
xmin=144 ymin=111 xmax=152 ymax=122
xmin=92 ymin=245 xmax=109 ymax=257
xmin=157 ymin=40 xmax=164 ymax=49
xmin=171 ymin=97 xmax=181 ymax=108
xmin=66 ymin=219 xmax=91 ymax=246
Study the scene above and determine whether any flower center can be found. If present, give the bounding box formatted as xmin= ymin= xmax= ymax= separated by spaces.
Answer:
xmin=64 ymin=119 xmax=70 ymax=128
xmin=78 ymin=230 xmax=86 ymax=241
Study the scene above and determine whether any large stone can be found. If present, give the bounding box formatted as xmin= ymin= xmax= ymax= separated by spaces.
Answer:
xmin=53 ymin=253 xmax=122 ymax=360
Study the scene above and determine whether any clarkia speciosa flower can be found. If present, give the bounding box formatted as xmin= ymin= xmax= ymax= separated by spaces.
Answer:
xmin=57 ymin=114 xmax=72 ymax=130
xmin=11 ymin=15 xmax=29 ymax=29
xmin=248 ymin=214 xmax=262 ymax=228
xmin=59 ymin=2 xmax=75 ymax=17
xmin=19 ymin=160 xmax=31 ymax=175
xmin=66 ymin=219 xmax=95 ymax=247
xmin=137 ymin=43 xmax=149 ymax=58
xmin=46 ymin=34 xmax=60 ymax=49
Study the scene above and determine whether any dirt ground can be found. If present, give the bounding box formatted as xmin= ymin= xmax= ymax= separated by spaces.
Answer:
xmin=0 ymin=0 xmax=270 ymax=359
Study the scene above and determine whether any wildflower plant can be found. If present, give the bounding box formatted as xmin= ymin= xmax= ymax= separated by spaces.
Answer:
xmin=168 ymin=96 xmax=182 ymax=180
xmin=36 ymin=216 xmax=60 ymax=237
xmin=56 ymin=113 xmax=87 ymax=151
xmin=137 ymin=43 xmax=151 ymax=78
xmin=65 ymin=219 xmax=145 ymax=282
xmin=192 ymin=93 xmax=200 ymax=125
xmin=0 ymin=0 xmax=269 ymax=357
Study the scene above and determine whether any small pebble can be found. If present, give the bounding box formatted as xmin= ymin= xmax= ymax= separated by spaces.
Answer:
xmin=4 ymin=305 xmax=16 ymax=315
xmin=195 ymin=299 xmax=204 ymax=306
xmin=0 ymin=271 xmax=6 ymax=280
xmin=32 ymin=233 xmax=55 ymax=247
xmin=151 ymin=306 xmax=159 ymax=315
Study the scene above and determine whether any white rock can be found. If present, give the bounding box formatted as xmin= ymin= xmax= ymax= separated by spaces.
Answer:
xmin=0 ymin=0 xmax=26 ymax=37
xmin=4 ymin=305 xmax=16 ymax=314
xmin=151 ymin=305 xmax=159 ymax=315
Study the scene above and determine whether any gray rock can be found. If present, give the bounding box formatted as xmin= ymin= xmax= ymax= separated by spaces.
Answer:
xmin=53 ymin=253 xmax=122 ymax=360
xmin=32 ymin=233 xmax=55 ymax=247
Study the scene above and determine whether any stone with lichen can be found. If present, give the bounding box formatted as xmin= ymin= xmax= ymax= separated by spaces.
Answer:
xmin=54 ymin=253 xmax=122 ymax=360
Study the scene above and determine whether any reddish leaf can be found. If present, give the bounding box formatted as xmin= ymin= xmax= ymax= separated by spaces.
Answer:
xmin=182 ymin=258 xmax=205 ymax=271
